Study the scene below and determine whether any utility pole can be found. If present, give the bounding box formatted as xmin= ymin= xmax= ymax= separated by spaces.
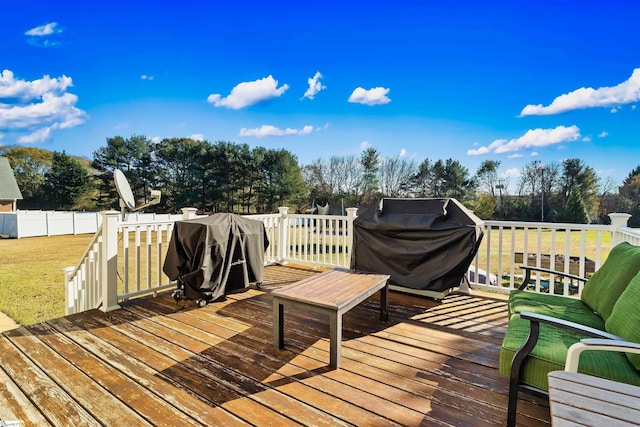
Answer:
xmin=496 ymin=183 xmax=504 ymax=218
xmin=541 ymin=168 xmax=544 ymax=222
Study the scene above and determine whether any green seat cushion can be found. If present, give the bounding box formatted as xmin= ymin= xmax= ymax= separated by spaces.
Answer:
xmin=508 ymin=290 xmax=604 ymax=329
xmin=499 ymin=315 xmax=640 ymax=390
xmin=606 ymin=271 xmax=640 ymax=370
xmin=581 ymin=242 xmax=640 ymax=321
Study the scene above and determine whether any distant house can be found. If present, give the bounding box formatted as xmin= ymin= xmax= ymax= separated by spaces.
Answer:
xmin=0 ymin=157 xmax=23 ymax=212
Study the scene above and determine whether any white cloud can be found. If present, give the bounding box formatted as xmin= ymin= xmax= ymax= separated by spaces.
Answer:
xmin=530 ymin=152 xmax=539 ymax=157
xmin=503 ymin=168 xmax=520 ymax=178
xmin=1 ymin=92 xmax=85 ymax=129
xmin=0 ymin=69 xmax=87 ymax=143
xmin=151 ymin=136 xmax=161 ymax=143
xmin=191 ymin=133 xmax=205 ymax=141
xmin=598 ymin=131 xmax=608 ymax=138
xmin=348 ymin=87 xmax=391 ymax=106
xmin=360 ymin=141 xmax=372 ymax=150
xmin=467 ymin=125 xmax=581 ymax=156
xmin=520 ymin=68 xmax=640 ymax=116
xmin=208 ymin=75 xmax=289 ymax=109
xmin=582 ymin=136 xmax=592 ymax=142
xmin=399 ymin=148 xmax=407 ymax=158
xmin=141 ymin=74 xmax=154 ymax=81
xmin=18 ymin=126 xmax=52 ymax=143
xmin=239 ymin=124 xmax=316 ymax=138
xmin=25 ymin=22 xmax=63 ymax=47
xmin=0 ymin=69 xmax=72 ymax=100
xmin=507 ymin=153 xmax=523 ymax=159
xmin=25 ymin=22 xmax=61 ymax=36
xmin=301 ymin=71 xmax=326 ymax=100
xmin=467 ymin=146 xmax=490 ymax=155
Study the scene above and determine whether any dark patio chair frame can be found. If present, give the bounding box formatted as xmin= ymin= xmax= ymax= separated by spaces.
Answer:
xmin=506 ymin=266 xmax=597 ymax=427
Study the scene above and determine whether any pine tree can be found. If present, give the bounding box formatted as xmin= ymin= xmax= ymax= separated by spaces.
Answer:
xmin=42 ymin=151 xmax=94 ymax=210
xmin=556 ymin=184 xmax=590 ymax=224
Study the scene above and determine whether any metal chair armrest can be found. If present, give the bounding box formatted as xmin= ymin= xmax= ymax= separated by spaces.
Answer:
xmin=565 ymin=338 xmax=640 ymax=372
xmin=518 ymin=265 xmax=587 ymax=290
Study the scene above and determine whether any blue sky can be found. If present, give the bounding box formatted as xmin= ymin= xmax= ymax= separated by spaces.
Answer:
xmin=1 ymin=1 xmax=639 ymax=188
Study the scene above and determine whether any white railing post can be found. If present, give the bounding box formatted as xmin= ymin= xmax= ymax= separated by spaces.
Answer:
xmin=181 ymin=207 xmax=198 ymax=219
xmin=101 ymin=210 xmax=121 ymax=312
xmin=346 ymin=207 xmax=358 ymax=268
xmin=609 ymin=213 xmax=632 ymax=246
xmin=63 ymin=266 xmax=75 ymax=315
xmin=278 ymin=207 xmax=289 ymax=263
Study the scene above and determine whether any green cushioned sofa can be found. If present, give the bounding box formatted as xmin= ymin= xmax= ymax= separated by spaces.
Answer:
xmin=500 ymin=241 xmax=640 ymax=427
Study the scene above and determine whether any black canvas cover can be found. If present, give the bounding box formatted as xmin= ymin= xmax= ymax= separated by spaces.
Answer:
xmin=163 ymin=213 xmax=269 ymax=301
xmin=351 ymin=198 xmax=483 ymax=292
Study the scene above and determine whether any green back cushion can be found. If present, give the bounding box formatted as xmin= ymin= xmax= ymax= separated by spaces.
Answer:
xmin=606 ymin=271 xmax=640 ymax=370
xmin=581 ymin=242 xmax=640 ymax=321
xmin=500 ymin=315 xmax=640 ymax=390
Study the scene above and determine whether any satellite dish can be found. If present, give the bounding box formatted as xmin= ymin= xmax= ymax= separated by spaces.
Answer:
xmin=113 ymin=169 xmax=161 ymax=220
xmin=114 ymin=169 xmax=135 ymax=210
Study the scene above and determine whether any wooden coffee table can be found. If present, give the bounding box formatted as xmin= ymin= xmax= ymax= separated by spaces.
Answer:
xmin=272 ymin=268 xmax=390 ymax=369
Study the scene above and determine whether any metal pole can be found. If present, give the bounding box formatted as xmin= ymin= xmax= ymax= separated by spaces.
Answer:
xmin=541 ymin=188 xmax=544 ymax=222
xmin=540 ymin=169 xmax=544 ymax=222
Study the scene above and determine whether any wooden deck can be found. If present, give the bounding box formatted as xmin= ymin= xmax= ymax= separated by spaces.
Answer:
xmin=0 ymin=265 xmax=551 ymax=426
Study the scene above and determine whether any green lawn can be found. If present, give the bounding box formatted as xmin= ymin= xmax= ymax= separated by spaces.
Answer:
xmin=0 ymin=234 xmax=93 ymax=325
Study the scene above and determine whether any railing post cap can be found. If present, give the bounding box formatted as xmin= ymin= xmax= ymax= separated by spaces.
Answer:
xmin=278 ymin=206 xmax=289 ymax=215
xmin=609 ymin=213 xmax=631 ymax=226
xmin=609 ymin=212 xmax=631 ymax=219
xmin=181 ymin=207 xmax=198 ymax=219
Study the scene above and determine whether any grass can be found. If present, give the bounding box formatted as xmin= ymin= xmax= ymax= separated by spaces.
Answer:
xmin=0 ymin=234 xmax=93 ymax=325
xmin=477 ymin=228 xmax=612 ymax=277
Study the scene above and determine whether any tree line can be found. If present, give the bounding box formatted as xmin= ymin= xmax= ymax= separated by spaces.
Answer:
xmin=2 ymin=135 xmax=640 ymax=225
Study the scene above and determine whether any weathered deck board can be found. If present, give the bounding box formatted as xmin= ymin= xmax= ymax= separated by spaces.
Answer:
xmin=0 ymin=360 xmax=52 ymax=426
xmin=0 ymin=334 xmax=100 ymax=426
xmin=6 ymin=323 xmax=152 ymax=426
xmin=0 ymin=265 xmax=551 ymax=426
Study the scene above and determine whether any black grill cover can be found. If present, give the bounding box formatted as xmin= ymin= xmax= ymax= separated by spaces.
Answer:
xmin=351 ymin=198 xmax=483 ymax=292
xmin=163 ymin=213 xmax=269 ymax=301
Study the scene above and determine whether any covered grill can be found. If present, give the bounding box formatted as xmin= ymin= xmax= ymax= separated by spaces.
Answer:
xmin=163 ymin=213 xmax=269 ymax=305
xmin=351 ymin=198 xmax=483 ymax=298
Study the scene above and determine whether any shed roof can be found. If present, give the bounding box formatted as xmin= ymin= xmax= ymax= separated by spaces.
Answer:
xmin=0 ymin=156 xmax=23 ymax=200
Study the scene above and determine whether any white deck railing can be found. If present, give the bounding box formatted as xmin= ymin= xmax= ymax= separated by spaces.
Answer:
xmin=64 ymin=208 xmax=639 ymax=315
xmin=275 ymin=208 xmax=357 ymax=268
xmin=63 ymin=223 xmax=105 ymax=314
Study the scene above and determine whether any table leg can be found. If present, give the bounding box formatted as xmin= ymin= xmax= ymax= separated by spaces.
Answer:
xmin=380 ymin=282 xmax=389 ymax=321
xmin=329 ymin=311 xmax=342 ymax=369
xmin=273 ymin=299 xmax=284 ymax=349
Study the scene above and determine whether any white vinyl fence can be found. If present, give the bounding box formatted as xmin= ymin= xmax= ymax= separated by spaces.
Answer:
xmin=0 ymin=210 xmax=100 ymax=238
xmin=0 ymin=210 xmax=185 ymax=238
